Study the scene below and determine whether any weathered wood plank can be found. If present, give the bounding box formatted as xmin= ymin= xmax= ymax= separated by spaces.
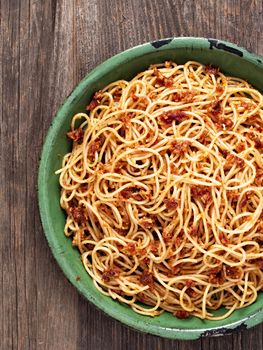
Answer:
xmin=1 ymin=0 xmax=78 ymax=349
xmin=1 ymin=1 xmax=21 ymax=348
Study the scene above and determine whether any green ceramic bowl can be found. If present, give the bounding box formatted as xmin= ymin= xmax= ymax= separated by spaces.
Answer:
xmin=38 ymin=37 xmax=263 ymax=340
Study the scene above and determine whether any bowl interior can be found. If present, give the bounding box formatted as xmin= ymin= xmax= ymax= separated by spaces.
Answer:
xmin=38 ymin=37 xmax=263 ymax=340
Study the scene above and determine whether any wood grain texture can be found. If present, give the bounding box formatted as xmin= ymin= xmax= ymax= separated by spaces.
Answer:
xmin=1 ymin=0 xmax=262 ymax=349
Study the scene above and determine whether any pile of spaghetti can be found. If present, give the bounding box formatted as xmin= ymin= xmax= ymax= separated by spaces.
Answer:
xmin=57 ymin=61 xmax=263 ymax=320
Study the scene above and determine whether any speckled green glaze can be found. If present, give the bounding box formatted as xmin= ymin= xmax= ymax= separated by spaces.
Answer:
xmin=38 ymin=37 xmax=263 ymax=340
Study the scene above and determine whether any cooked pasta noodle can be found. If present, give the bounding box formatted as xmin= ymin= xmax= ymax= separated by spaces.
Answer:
xmin=56 ymin=61 xmax=263 ymax=320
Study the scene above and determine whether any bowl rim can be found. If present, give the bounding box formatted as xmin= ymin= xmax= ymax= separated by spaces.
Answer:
xmin=38 ymin=36 xmax=263 ymax=340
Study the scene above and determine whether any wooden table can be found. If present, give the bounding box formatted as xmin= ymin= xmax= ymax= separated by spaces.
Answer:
xmin=1 ymin=0 xmax=263 ymax=349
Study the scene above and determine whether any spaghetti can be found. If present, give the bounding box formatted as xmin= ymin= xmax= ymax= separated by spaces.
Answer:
xmin=56 ymin=61 xmax=263 ymax=320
